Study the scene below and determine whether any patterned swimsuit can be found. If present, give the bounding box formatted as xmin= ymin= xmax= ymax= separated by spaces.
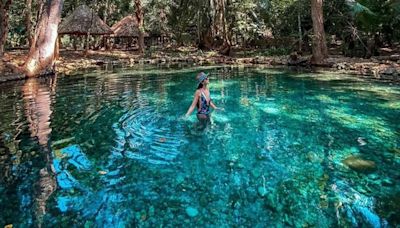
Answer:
xmin=197 ymin=90 xmax=210 ymax=115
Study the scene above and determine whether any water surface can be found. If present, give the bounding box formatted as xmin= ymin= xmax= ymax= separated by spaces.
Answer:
xmin=0 ymin=66 xmax=399 ymax=227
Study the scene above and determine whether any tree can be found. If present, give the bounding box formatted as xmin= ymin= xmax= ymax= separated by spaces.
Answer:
xmin=0 ymin=0 xmax=12 ymax=57
xmin=23 ymin=0 xmax=63 ymax=77
xmin=213 ymin=0 xmax=231 ymax=54
xmin=310 ymin=0 xmax=328 ymax=64
xmin=134 ymin=0 xmax=145 ymax=54
xmin=345 ymin=0 xmax=400 ymax=46
xmin=167 ymin=0 xmax=195 ymax=45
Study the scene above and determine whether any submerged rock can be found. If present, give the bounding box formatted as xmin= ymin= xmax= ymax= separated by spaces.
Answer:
xmin=368 ymin=173 xmax=379 ymax=180
xmin=342 ymin=155 xmax=376 ymax=173
xmin=381 ymin=178 xmax=394 ymax=186
xmin=175 ymin=175 xmax=185 ymax=185
xmin=185 ymin=206 xmax=199 ymax=217
xmin=257 ymin=186 xmax=267 ymax=197
xmin=388 ymin=148 xmax=400 ymax=156
xmin=376 ymin=192 xmax=400 ymax=225
xmin=307 ymin=152 xmax=323 ymax=163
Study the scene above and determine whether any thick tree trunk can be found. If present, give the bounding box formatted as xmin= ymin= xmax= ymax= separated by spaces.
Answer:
xmin=310 ymin=0 xmax=328 ymax=64
xmin=214 ymin=0 xmax=230 ymax=55
xmin=222 ymin=0 xmax=230 ymax=43
xmin=0 ymin=0 xmax=12 ymax=57
xmin=25 ymin=0 xmax=33 ymax=47
xmin=210 ymin=0 xmax=216 ymax=37
xmin=213 ymin=0 xmax=224 ymax=39
xmin=23 ymin=0 xmax=63 ymax=77
xmin=134 ymin=0 xmax=144 ymax=54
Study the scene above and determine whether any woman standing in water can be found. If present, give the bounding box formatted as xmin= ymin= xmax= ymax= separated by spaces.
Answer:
xmin=185 ymin=72 xmax=221 ymax=121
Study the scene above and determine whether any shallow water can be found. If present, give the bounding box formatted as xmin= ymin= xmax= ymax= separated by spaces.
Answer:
xmin=0 ymin=66 xmax=399 ymax=227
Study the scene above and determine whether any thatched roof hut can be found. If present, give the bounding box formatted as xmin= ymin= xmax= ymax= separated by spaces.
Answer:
xmin=111 ymin=16 xmax=139 ymax=37
xmin=58 ymin=5 xmax=112 ymax=35
xmin=111 ymin=15 xmax=149 ymax=38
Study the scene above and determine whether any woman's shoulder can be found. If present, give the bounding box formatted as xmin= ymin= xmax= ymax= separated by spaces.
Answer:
xmin=194 ymin=89 xmax=201 ymax=95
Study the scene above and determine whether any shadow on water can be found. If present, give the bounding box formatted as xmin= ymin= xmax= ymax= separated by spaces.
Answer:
xmin=0 ymin=76 xmax=57 ymax=227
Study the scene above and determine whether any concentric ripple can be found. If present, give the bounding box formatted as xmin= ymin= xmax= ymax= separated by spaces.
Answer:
xmin=112 ymin=104 xmax=187 ymax=165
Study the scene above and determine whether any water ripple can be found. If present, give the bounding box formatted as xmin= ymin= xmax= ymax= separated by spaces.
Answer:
xmin=111 ymin=105 xmax=186 ymax=165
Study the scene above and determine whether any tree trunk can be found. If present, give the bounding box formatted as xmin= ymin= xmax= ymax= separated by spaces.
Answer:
xmin=0 ymin=0 xmax=12 ymax=57
xmin=23 ymin=0 xmax=63 ymax=77
xmin=221 ymin=0 xmax=228 ymax=43
xmin=210 ymin=0 xmax=216 ymax=37
xmin=310 ymin=0 xmax=328 ymax=64
xmin=197 ymin=10 xmax=201 ymax=44
xmin=216 ymin=0 xmax=231 ymax=55
xmin=213 ymin=0 xmax=223 ymax=39
xmin=25 ymin=0 xmax=33 ymax=47
xmin=298 ymin=12 xmax=302 ymax=52
xmin=54 ymin=36 xmax=60 ymax=60
xmin=85 ymin=34 xmax=89 ymax=55
xmin=103 ymin=0 xmax=109 ymax=24
xmin=32 ymin=0 xmax=45 ymax=48
xmin=134 ymin=0 xmax=144 ymax=54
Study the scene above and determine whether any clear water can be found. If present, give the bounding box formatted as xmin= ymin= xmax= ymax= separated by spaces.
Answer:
xmin=0 ymin=66 xmax=399 ymax=227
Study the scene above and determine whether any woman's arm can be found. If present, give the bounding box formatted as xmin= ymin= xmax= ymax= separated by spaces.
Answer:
xmin=210 ymin=100 xmax=218 ymax=109
xmin=210 ymin=100 xmax=224 ymax=111
xmin=185 ymin=91 xmax=200 ymax=117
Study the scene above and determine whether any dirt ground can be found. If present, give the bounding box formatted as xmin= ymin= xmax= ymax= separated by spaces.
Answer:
xmin=1 ymin=48 xmax=399 ymax=82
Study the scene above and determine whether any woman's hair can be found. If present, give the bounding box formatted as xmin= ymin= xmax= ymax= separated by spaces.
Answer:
xmin=196 ymin=83 xmax=203 ymax=108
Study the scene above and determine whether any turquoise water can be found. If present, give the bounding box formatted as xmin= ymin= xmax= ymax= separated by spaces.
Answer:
xmin=0 ymin=66 xmax=399 ymax=227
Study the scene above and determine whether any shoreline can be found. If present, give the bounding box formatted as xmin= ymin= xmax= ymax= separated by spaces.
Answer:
xmin=1 ymin=50 xmax=399 ymax=83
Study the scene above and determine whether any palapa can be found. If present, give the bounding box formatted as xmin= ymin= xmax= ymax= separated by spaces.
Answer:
xmin=58 ymin=5 xmax=112 ymax=35
xmin=111 ymin=15 xmax=149 ymax=38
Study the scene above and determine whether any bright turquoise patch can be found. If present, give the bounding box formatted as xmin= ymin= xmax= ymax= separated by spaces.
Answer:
xmin=0 ymin=66 xmax=398 ymax=227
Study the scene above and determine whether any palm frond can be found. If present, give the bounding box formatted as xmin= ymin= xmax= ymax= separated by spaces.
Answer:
xmin=345 ymin=0 xmax=376 ymax=16
xmin=386 ymin=0 xmax=400 ymax=12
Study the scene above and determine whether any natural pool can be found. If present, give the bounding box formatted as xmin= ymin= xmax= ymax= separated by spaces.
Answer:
xmin=0 ymin=66 xmax=399 ymax=227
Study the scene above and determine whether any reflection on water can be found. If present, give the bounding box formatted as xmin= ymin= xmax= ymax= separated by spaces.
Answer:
xmin=22 ymin=77 xmax=57 ymax=226
xmin=0 ymin=66 xmax=399 ymax=227
xmin=22 ymin=78 xmax=54 ymax=146
xmin=0 ymin=77 xmax=57 ymax=226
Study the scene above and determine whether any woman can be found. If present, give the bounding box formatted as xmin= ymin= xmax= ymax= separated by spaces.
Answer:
xmin=185 ymin=72 xmax=221 ymax=120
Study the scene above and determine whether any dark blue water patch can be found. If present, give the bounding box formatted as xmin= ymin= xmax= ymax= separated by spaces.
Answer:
xmin=0 ymin=66 xmax=399 ymax=227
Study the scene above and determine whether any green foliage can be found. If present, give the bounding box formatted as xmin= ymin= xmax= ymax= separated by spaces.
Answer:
xmin=227 ymin=0 xmax=261 ymax=40
xmin=264 ymin=47 xmax=292 ymax=56
xmin=345 ymin=0 xmax=400 ymax=42
xmin=166 ymin=0 xmax=198 ymax=45
xmin=4 ymin=0 xmax=400 ymax=51
xmin=145 ymin=0 xmax=170 ymax=35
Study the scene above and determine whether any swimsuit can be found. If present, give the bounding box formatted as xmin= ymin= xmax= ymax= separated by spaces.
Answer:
xmin=197 ymin=90 xmax=210 ymax=115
